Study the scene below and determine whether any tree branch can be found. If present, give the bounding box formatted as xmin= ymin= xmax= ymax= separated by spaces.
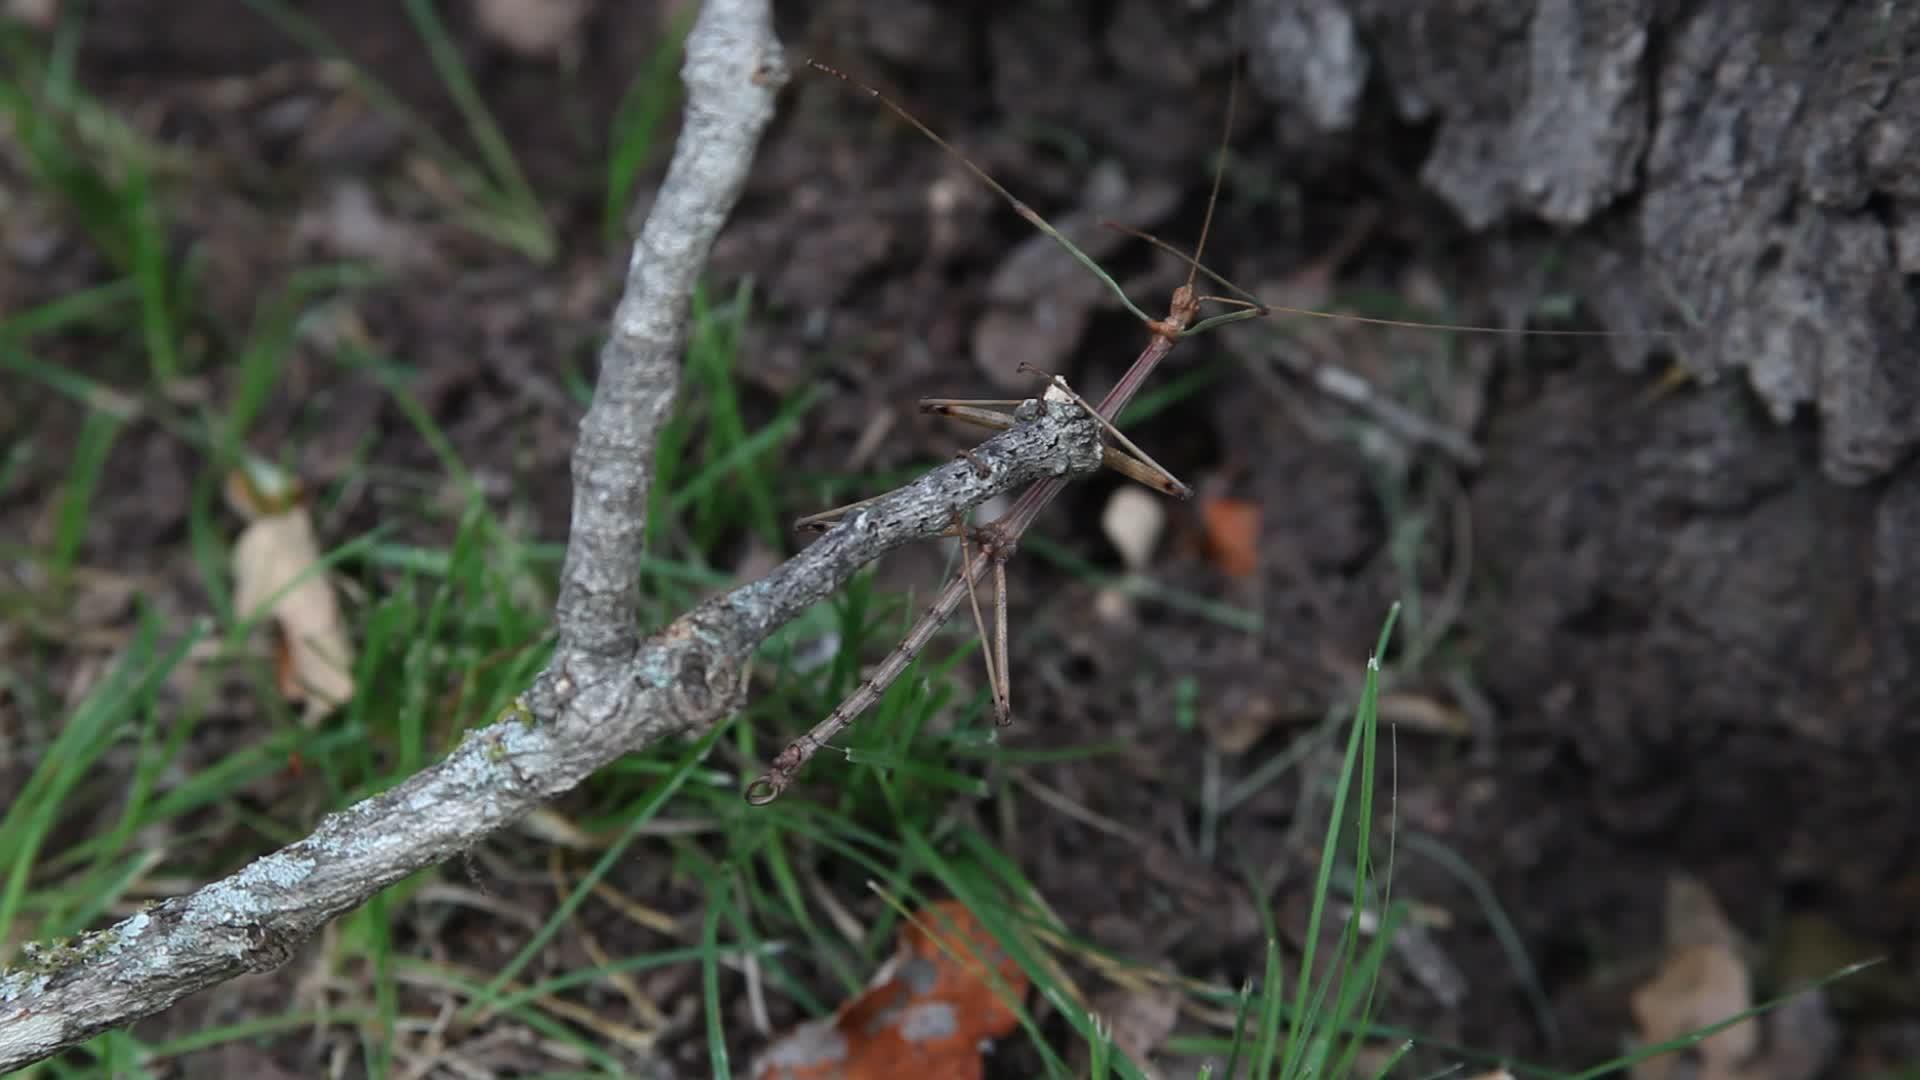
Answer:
xmin=0 ymin=398 xmax=1104 ymax=1071
xmin=0 ymin=0 xmax=793 ymax=1067
xmin=0 ymin=3 xmax=1117 ymax=1062
xmin=553 ymin=0 xmax=783 ymax=660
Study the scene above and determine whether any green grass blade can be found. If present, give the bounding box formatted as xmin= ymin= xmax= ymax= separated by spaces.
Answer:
xmin=702 ymin=875 xmax=734 ymax=1079
xmin=1220 ymin=977 xmax=1255 ymax=1080
xmin=899 ymin=826 xmax=1150 ymax=1080
xmin=459 ymin=721 xmax=731 ymax=1019
xmin=1368 ymin=1039 xmax=1416 ymax=1079
xmin=1253 ymin=937 xmax=1284 ymax=1078
xmin=399 ymin=0 xmax=552 ymax=259
xmin=243 ymin=0 xmax=552 ymax=258
xmin=1404 ymin=831 xmax=1559 ymax=1050
xmin=0 ymin=279 xmax=138 ymax=340
xmin=1283 ymin=603 xmax=1398 ymax=1077
xmin=604 ymin=12 xmax=690 ymax=245
xmin=123 ymin=157 xmax=183 ymax=383
xmin=1565 ymin=958 xmax=1881 ymax=1080
xmin=46 ymin=406 xmax=121 ymax=595
xmin=0 ymin=610 xmax=204 ymax=949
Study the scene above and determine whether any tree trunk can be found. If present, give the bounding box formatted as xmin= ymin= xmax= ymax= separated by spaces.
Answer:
xmin=1252 ymin=0 xmax=1920 ymax=485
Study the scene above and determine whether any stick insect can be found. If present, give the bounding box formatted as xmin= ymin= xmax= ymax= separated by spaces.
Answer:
xmin=744 ymin=60 xmax=1630 ymax=805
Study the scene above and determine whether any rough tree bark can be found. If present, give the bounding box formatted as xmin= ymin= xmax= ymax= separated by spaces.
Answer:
xmin=0 ymin=2 xmax=1112 ymax=1070
xmin=1250 ymin=0 xmax=1920 ymax=485
xmin=1246 ymin=0 xmax=1920 ymax=918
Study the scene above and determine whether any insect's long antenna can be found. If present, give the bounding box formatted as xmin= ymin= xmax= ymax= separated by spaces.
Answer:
xmin=1112 ymin=221 xmax=1655 ymax=340
xmin=807 ymin=58 xmax=1159 ymax=327
xmin=1189 ymin=64 xmax=1239 ymax=294
xmin=1102 ymin=219 xmax=1268 ymax=311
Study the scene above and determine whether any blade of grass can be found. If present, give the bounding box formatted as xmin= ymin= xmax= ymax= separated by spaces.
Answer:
xmin=1403 ymin=831 xmax=1559 ymax=1051
xmin=399 ymin=0 xmax=552 ymax=260
xmin=45 ymin=406 xmax=122 ymax=598
xmin=0 ymin=609 xmax=204 ymax=951
xmin=1368 ymin=1039 xmax=1416 ymax=1078
xmin=1221 ymin=977 xmax=1255 ymax=1080
xmin=901 ymin=827 xmax=1154 ymax=1080
xmin=365 ymin=891 xmax=397 ymax=1080
xmin=123 ymin=157 xmax=185 ymax=384
xmin=459 ymin=721 xmax=731 ymax=1021
xmin=1253 ymin=937 xmax=1284 ymax=1078
xmin=702 ymin=873 xmax=734 ymax=1079
xmin=1284 ymin=603 xmax=1399 ymax=1077
xmin=1019 ymin=534 xmax=1261 ymax=633
xmin=1563 ymin=958 xmax=1882 ymax=1080
xmin=0 ymin=279 xmax=138 ymax=340
xmin=604 ymin=10 xmax=691 ymax=245
xmin=242 ymin=0 xmax=553 ymax=258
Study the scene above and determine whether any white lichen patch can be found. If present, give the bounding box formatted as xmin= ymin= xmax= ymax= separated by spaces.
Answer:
xmin=244 ymin=851 xmax=316 ymax=889
xmin=185 ymin=851 xmax=315 ymax=927
xmin=484 ymin=717 xmax=551 ymax=761
xmin=108 ymin=911 xmax=151 ymax=953
xmin=0 ymin=971 xmax=50 ymax=1004
xmin=896 ymin=1000 xmax=959 ymax=1040
xmin=755 ymin=1016 xmax=847 ymax=1069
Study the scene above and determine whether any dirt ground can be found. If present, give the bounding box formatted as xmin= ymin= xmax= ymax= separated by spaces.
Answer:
xmin=4 ymin=0 xmax=1918 ymax=1076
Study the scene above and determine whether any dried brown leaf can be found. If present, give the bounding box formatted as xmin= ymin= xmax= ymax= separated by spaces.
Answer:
xmin=754 ymin=900 xmax=1027 ymax=1080
xmin=1632 ymin=876 xmax=1756 ymax=1080
xmin=1630 ymin=942 xmax=1756 ymax=1080
xmin=1090 ymin=987 xmax=1180 ymax=1077
xmin=1631 ymin=875 xmax=1840 ymax=1080
xmin=293 ymin=181 xmax=441 ymax=275
xmin=1199 ymin=495 xmax=1260 ymax=578
xmin=1377 ymin=691 xmax=1472 ymax=736
xmin=233 ymin=506 xmax=355 ymax=724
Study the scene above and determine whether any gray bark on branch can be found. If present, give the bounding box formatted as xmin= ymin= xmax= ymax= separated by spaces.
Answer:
xmin=0 ymin=0 xmax=1110 ymax=1070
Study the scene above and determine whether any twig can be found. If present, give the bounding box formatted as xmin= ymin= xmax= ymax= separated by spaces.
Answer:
xmin=0 ymin=1 xmax=789 ymax=1069
xmin=0 ymin=381 xmax=1110 ymax=1072
xmin=554 ymin=11 xmax=784 ymax=659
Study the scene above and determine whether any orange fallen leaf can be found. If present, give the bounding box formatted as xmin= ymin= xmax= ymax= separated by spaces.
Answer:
xmin=1200 ymin=496 xmax=1260 ymax=578
xmin=754 ymin=900 xmax=1029 ymax=1080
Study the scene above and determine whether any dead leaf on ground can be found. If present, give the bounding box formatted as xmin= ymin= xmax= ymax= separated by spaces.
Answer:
xmin=292 ymin=180 xmax=443 ymax=275
xmin=1376 ymin=691 xmax=1472 ymax=736
xmin=752 ymin=899 xmax=1029 ymax=1079
xmin=1101 ymin=486 xmax=1166 ymax=573
xmin=1085 ymin=986 xmax=1180 ymax=1078
xmin=1200 ymin=688 xmax=1282 ymax=756
xmin=471 ymin=0 xmax=594 ymax=61
xmin=1629 ymin=875 xmax=1835 ymax=1080
xmin=1199 ymin=495 xmax=1260 ymax=578
xmin=3 ymin=0 xmax=57 ymax=29
xmin=229 ymin=465 xmax=355 ymax=725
